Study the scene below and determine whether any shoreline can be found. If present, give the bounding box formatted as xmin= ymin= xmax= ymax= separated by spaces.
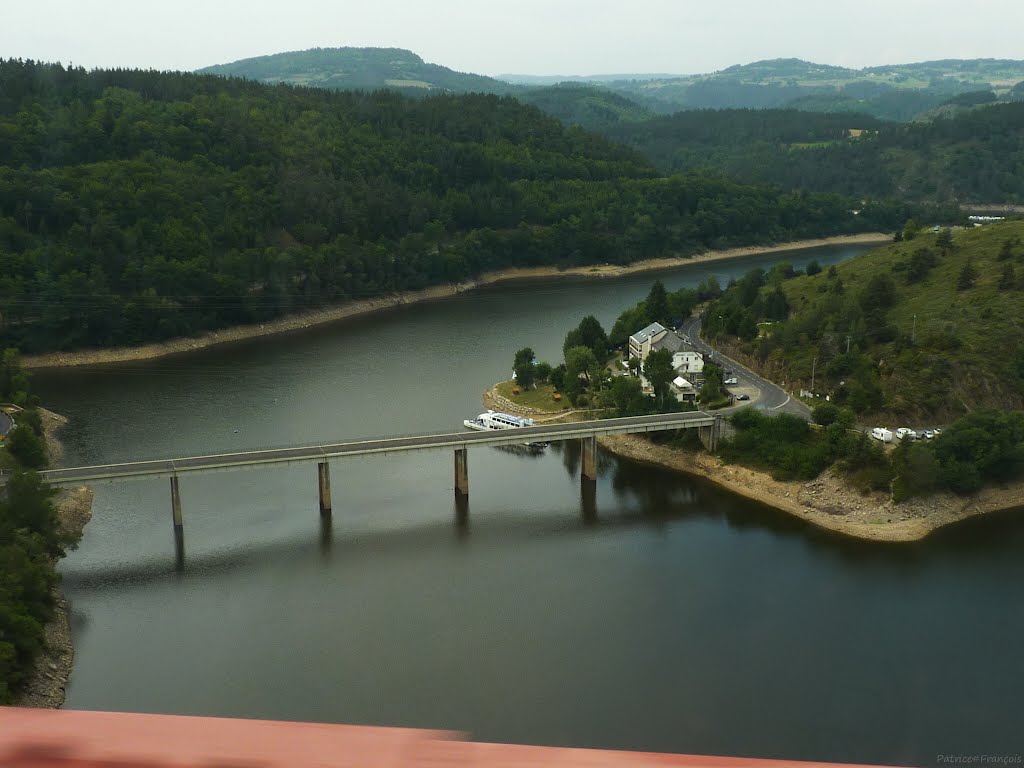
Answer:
xmin=13 ymin=409 xmax=94 ymax=708
xmin=22 ymin=233 xmax=889 ymax=370
xmin=598 ymin=434 xmax=1024 ymax=543
xmin=481 ymin=387 xmax=1023 ymax=543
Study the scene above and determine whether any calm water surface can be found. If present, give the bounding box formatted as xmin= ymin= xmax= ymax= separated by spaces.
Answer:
xmin=36 ymin=246 xmax=1024 ymax=767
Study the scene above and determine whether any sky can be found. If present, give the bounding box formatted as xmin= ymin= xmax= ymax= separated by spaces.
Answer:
xmin=2 ymin=0 xmax=1023 ymax=76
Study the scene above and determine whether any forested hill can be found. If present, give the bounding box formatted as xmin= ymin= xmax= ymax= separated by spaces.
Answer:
xmin=198 ymin=47 xmax=518 ymax=95
xmin=704 ymin=221 xmax=1024 ymax=421
xmin=0 ymin=60 xmax=917 ymax=353
xmin=606 ymin=103 xmax=1024 ymax=203
xmin=590 ymin=58 xmax=1024 ymax=119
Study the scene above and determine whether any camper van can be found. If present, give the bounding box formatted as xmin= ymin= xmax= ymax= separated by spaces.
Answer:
xmin=871 ymin=427 xmax=893 ymax=443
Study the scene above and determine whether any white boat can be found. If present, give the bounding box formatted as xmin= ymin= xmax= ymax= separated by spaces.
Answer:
xmin=463 ymin=410 xmax=546 ymax=449
xmin=463 ymin=410 xmax=535 ymax=431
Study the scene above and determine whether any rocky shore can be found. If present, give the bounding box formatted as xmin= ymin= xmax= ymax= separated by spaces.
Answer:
xmin=23 ymin=233 xmax=889 ymax=370
xmin=481 ymin=387 xmax=1023 ymax=542
xmin=599 ymin=434 xmax=1024 ymax=542
xmin=13 ymin=410 xmax=95 ymax=708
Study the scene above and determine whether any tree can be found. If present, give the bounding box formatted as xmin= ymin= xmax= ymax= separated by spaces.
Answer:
xmin=6 ymin=425 xmax=47 ymax=469
xmin=643 ymin=348 xmax=675 ymax=410
xmin=512 ymin=347 xmax=536 ymax=389
xmin=534 ymin=361 xmax=553 ymax=383
xmin=549 ymin=364 xmax=566 ymax=391
xmin=805 ymin=260 xmax=822 ymax=276
xmin=956 ymin=258 xmax=977 ymax=291
xmin=608 ymin=376 xmax=649 ymax=417
xmin=998 ymin=263 xmax=1016 ymax=290
xmin=699 ymin=364 xmax=724 ymax=405
xmin=563 ymin=315 xmax=609 ymax=361
xmin=997 ymin=239 xmax=1015 ymax=261
xmin=812 ymin=402 xmax=840 ymax=427
xmin=902 ymin=219 xmax=921 ymax=241
xmin=906 ymin=247 xmax=937 ymax=284
xmin=564 ymin=346 xmax=599 ymax=404
xmin=935 ymin=227 xmax=954 ymax=252
xmin=645 ymin=280 xmax=670 ymax=326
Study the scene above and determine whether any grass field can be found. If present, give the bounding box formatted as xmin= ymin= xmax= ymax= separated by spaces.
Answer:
xmin=495 ymin=380 xmax=569 ymax=413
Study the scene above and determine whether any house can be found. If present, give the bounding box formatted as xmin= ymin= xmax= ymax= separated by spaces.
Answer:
xmin=628 ymin=323 xmax=707 ymax=392
xmin=672 ymin=375 xmax=697 ymax=403
xmin=627 ymin=322 xmax=668 ymax=363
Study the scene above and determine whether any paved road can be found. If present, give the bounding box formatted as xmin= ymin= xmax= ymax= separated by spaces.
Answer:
xmin=0 ymin=410 xmax=12 ymax=438
xmin=34 ymin=411 xmax=718 ymax=487
xmin=678 ymin=316 xmax=811 ymax=420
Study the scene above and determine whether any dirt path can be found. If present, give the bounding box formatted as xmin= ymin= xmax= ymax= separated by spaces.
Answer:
xmin=23 ymin=233 xmax=890 ymax=370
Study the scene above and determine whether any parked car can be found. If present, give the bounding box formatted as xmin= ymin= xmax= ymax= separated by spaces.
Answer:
xmin=923 ymin=430 xmax=935 ymax=439
xmin=724 ymin=377 xmax=738 ymax=385
xmin=896 ymin=428 xmax=916 ymax=440
xmin=871 ymin=427 xmax=894 ymax=443
xmin=737 ymin=394 xmax=750 ymax=401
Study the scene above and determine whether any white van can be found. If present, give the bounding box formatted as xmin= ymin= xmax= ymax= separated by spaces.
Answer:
xmin=871 ymin=428 xmax=893 ymax=443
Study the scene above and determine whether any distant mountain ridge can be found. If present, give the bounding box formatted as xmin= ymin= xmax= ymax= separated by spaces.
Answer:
xmin=198 ymin=48 xmax=1024 ymax=124
xmin=198 ymin=47 xmax=519 ymax=95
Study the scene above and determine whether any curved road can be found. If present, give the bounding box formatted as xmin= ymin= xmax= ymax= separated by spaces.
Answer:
xmin=0 ymin=410 xmax=12 ymax=438
xmin=678 ymin=316 xmax=811 ymax=420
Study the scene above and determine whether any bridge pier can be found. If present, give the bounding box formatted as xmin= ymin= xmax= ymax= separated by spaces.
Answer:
xmin=170 ymin=475 xmax=184 ymax=567
xmin=581 ymin=435 xmax=597 ymax=482
xmin=454 ymin=448 xmax=469 ymax=497
xmin=317 ymin=462 xmax=332 ymax=517
xmin=698 ymin=416 xmax=722 ymax=452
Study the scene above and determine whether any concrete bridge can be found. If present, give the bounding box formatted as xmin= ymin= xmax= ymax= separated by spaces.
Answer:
xmin=36 ymin=411 xmax=721 ymax=563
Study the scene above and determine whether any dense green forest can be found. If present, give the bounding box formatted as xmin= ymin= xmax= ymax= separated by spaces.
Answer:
xmin=198 ymin=47 xmax=519 ymax=95
xmin=0 ymin=60 xmax=919 ymax=353
xmin=0 ymin=351 xmax=70 ymax=703
xmin=703 ymin=220 xmax=1024 ymax=421
xmin=605 ymin=103 xmax=1024 ymax=202
xmin=518 ymin=85 xmax=652 ymax=132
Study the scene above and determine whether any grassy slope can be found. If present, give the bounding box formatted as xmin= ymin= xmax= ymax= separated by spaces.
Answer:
xmin=779 ymin=220 xmax=1024 ymax=421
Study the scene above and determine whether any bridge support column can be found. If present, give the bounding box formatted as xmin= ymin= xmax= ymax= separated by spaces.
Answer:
xmin=317 ymin=462 xmax=332 ymax=517
xmin=581 ymin=435 xmax=597 ymax=482
xmin=698 ymin=416 xmax=722 ymax=452
xmin=454 ymin=448 xmax=469 ymax=497
xmin=170 ymin=475 xmax=184 ymax=567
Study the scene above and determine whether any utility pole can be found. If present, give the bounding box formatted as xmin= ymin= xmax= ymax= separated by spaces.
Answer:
xmin=811 ymin=356 xmax=818 ymax=395
xmin=846 ymin=335 xmax=851 ymax=354
xmin=912 ymin=314 xmax=917 ymax=343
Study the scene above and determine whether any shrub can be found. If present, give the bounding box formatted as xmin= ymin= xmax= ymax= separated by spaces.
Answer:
xmin=6 ymin=425 xmax=47 ymax=469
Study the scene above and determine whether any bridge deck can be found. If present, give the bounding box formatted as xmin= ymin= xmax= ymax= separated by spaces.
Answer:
xmin=37 ymin=412 xmax=716 ymax=486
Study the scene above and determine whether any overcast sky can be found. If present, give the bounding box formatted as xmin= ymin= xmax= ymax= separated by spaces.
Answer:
xmin=3 ymin=0 xmax=1023 ymax=76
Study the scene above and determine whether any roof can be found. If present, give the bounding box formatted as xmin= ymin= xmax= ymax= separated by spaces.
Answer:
xmin=673 ymin=376 xmax=694 ymax=389
xmin=0 ymin=708 xmax=899 ymax=768
xmin=652 ymin=331 xmax=697 ymax=356
xmin=629 ymin=322 xmax=667 ymax=344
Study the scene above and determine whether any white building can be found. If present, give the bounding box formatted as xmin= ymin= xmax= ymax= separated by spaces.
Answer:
xmin=628 ymin=322 xmax=668 ymax=363
xmin=672 ymin=375 xmax=697 ymax=402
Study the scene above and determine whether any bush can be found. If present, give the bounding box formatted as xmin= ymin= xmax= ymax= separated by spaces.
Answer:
xmin=812 ymin=402 xmax=840 ymax=426
xmin=6 ymin=425 xmax=47 ymax=469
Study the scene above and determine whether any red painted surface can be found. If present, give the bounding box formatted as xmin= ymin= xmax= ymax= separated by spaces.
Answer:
xmin=0 ymin=708 xmax=893 ymax=768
